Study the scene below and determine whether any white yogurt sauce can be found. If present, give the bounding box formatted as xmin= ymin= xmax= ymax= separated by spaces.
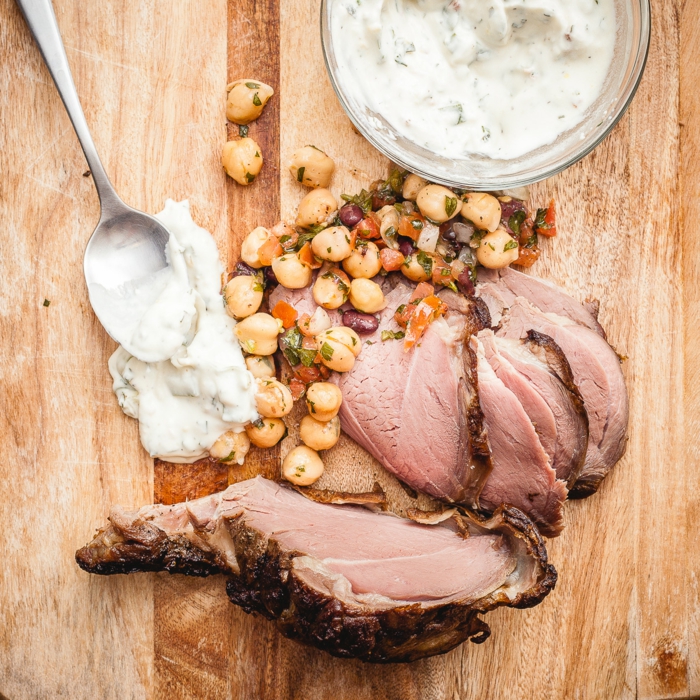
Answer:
xmin=331 ymin=0 xmax=616 ymax=159
xmin=108 ymin=200 xmax=258 ymax=463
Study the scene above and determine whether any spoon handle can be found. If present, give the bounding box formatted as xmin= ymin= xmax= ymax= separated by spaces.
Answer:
xmin=16 ymin=0 xmax=122 ymax=211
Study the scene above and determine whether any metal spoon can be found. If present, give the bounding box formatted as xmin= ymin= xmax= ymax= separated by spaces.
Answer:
xmin=17 ymin=0 xmax=171 ymax=350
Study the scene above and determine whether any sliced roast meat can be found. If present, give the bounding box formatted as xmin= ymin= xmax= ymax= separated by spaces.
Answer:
xmin=270 ymin=279 xmax=492 ymax=506
xmin=472 ymin=337 xmax=568 ymax=537
xmin=336 ymin=283 xmax=492 ymax=505
xmin=496 ymin=298 xmax=628 ymax=496
xmin=479 ymin=330 xmax=589 ymax=487
xmin=76 ymin=476 xmax=556 ymax=663
xmin=477 ymin=267 xmax=605 ymax=337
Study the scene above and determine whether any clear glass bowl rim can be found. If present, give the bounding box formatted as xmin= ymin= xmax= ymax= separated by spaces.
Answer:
xmin=320 ymin=0 xmax=652 ymax=190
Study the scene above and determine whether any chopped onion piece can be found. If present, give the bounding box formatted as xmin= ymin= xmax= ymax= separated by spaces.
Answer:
xmin=453 ymin=222 xmax=474 ymax=243
xmin=416 ymin=221 xmax=440 ymax=253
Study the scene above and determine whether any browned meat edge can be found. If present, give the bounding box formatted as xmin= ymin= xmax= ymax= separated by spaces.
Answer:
xmin=76 ymin=502 xmax=556 ymax=664
xmin=524 ymin=330 xmax=590 ymax=490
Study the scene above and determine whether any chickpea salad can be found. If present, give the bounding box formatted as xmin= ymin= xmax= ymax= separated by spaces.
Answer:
xmin=219 ymin=139 xmax=557 ymax=488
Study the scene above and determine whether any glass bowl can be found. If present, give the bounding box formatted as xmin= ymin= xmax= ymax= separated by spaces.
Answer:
xmin=320 ymin=0 xmax=651 ymax=190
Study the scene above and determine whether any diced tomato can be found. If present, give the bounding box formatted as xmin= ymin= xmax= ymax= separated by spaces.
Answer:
xmin=298 ymin=313 xmax=313 ymax=337
xmin=289 ymin=378 xmax=306 ymax=401
xmin=535 ymin=199 xmax=557 ymax=237
xmin=394 ymin=303 xmax=413 ymax=328
xmin=515 ymin=247 xmax=540 ymax=268
xmin=301 ymin=335 xmax=317 ymax=350
xmin=298 ymin=241 xmax=322 ymax=269
xmin=403 ymin=295 xmax=447 ymax=351
xmin=318 ymin=364 xmax=331 ymax=380
xmin=518 ymin=218 xmax=535 ymax=246
xmin=294 ymin=365 xmax=322 ymax=384
xmin=431 ymin=258 xmax=453 ymax=287
xmin=380 ymin=248 xmax=405 ymax=271
xmin=410 ymin=282 xmax=435 ymax=303
xmin=353 ymin=215 xmax=380 ymax=240
xmin=257 ymin=235 xmax=283 ymax=266
xmin=271 ymin=300 xmax=298 ymax=329
xmin=398 ymin=213 xmax=425 ymax=241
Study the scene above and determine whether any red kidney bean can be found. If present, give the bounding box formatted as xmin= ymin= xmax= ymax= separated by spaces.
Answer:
xmin=264 ymin=266 xmax=278 ymax=285
xmin=339 ymin=203 xmax=364 ymax=228
xmin=398 ymin=237 xmax=416 ymax=257
xmin=231 ymin=261 xmax=257 ymax=278
xmin=342 ymin=310 xmax=379 ymax=334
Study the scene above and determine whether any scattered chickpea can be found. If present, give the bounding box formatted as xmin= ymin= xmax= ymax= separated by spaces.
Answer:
xmin=316 ymin=335 xmax=356 ymax=373
xmin=255 ymin=377 xmax=294 ymax=418
xmin=289 ymin=145 xmax=335 ymax=188
xmin=342 ymin=241 xmax=382 ymax=279
xmin=402 ymin=173 xmax=428 ymax=201
xmin=461 ymin=192 xmax=502 ymax=232
xmin=475 ymin=228 xmax=520 ymax=269
xmin=282 ymin=445 xmax=325 ymax=486
xmin=271 ymin=253 xmax=312 ymax=289
xmin=349 ymin=278 xmax=386 ymax=314
xmin=223 ymin=274 xmax=263 ymax=320
xmin=209 ymin=430 xmax=250 ymax=465
xmin=401 ymin=253 xmax=432 ymax=282
xmin=320 ymin=326 xmax=362 ymax=356
xmin=226 ymin=79 xmax=274 ymax=125
xmin=245 ymin=354 xmax=276 ymax=379
xmin=299 ymin=415 xmax=340 ymax=451
xmin=377 ymin=205 xmax=400 ymax=241
xmin=312 ymin=269 xmax=349 ymax=309
xmin=235 ymin=313 xmax=282 ymax=355
xmin=296 ymin=188 xmax=338 ymax=229
xmin=222 ymin=137 xmax=263 ymax=186
xmin=246 ymin=417 xmax=286 ymax=448
xmin=311 ymin=225 xmax=353 ymax=262
xmin=305 ymin=382 xmax=343 ymax=422
xmin=240 ymin=226 xmax=271 ymax=269
xmin=416 ymin=184 xmax=462 ymax=223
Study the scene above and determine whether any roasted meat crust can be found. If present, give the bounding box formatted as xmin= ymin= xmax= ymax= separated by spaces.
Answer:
xmin=76 ymin=491 xmax=556 ymax=664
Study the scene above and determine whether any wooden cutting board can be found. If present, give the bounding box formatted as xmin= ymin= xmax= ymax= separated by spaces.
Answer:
xmin=1 ymin=0 xmax=698 ymax=697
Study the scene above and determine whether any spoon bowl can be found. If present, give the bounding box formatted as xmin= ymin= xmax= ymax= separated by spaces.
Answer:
xmin=17 ymin=0 xmax=171 ymax=348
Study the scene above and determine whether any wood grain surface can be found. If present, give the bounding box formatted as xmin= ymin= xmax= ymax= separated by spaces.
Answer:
xmin=0 ymin=0 xmax=698 ymax=697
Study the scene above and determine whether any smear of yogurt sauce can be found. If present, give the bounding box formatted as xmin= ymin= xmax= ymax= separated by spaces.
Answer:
xmin=331 ymin=0 xmax=616 ymax=160
xmin=107 ymin=199 xmax=258 ymax=463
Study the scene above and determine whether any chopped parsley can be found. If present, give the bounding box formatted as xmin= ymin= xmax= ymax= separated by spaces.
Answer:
xmin=245 ymin=172 xmax=255 ymax=183
xmin=252 ymin=93 xmax=262 ymax=106
xmin=43 ymin=299 xmax=51 ymax=307
xmin=238 ymin=124 xmax=249 ymax=138
xmin=444 ymin=196 xmax=458 ymax=218
xmin=508 ymin=210 xmax=527 ymax=236
xmin=320 ymin=342 xmax=335 ymax=361
xmin=381 ymin=330 xmax=405 ymax=341
xmin=297 ymin=166 xmax=305 ymax=183
xmin=416 ymin=250 xmax=434 ymax=277
xmin=245 ymin=82 xmax=261 ymax=89
xmin=503 ymin=239 xmax=519 ymax=252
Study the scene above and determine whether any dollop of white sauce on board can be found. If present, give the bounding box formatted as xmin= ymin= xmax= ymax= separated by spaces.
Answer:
xmin=331 ymin=0 xmax=616 ymax=160
xmin=107 ymin=199 xmax=258 ymax=463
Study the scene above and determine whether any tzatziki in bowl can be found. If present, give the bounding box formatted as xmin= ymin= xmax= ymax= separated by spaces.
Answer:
xmin=321 ymin=0 xmax=650 ymax=189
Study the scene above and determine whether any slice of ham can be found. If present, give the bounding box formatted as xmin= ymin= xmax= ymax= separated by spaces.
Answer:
xmin=472 ymin=336 xmax=568 ymax=537
xmin=75 ymin=476 xmax=557 ymax=663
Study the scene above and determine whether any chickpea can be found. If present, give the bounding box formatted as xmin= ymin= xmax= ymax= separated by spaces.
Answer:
xmin=226 ymin=79 xmax=274 ymax=125
xmin=461 ymin=192 xmax=502 ymax=232
xmin=476 ymin=228 xmax=520 ymax=269
xmin=342 ymin=241 xmax=382 ymax=279
xmin=317 ymin=326 xmax=362 ymax=359
xmin=282 ymin=445 xmax=325 ymax=486
xmin=316 ymin=336 xmax=356 ymax=373
xmin=295 ymin=188 xmax=338 ymax=229
xmin=416 ymin=184 xmax=462 ymax=223
xmin=311 ymin=225 xmax=352 ymax=262
xmin=312 ymin=269 xmax=349 ymax=309
xmin=305 ymin=382 xmax=343 ymax=422
xmin=246 ymin=417 xmax=286 ymax=448
xmin=209 ymin=430 xmax=250 ymax=465
xmin=289 ymin=145 xmax=335 ymax=188
xmin=223 ymin=274 xmax=263 ymax=320
xmin=222 ymin=138 xmax=263 ymax=186
xmin=245 ymin=354 xmax=276 ymax=379
xmin=299 ymin=415 xmax=340 ymax=451
xmin=255 ymin=377 xmax=294 ymax=418
xmin=240 ymin=226 xmax=271 ymax=269
xmin=235 ymin=313 xmax=282 ymax=355
xmin=349 ymin=278 xmax=386 ymax=314
xmin=402 ymin=173 xmax=428 ymax=201
xmin=271 ymin=253 xmax=312 ymax=289
xmin=401 ymin=253 xmax=432 ymax=282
